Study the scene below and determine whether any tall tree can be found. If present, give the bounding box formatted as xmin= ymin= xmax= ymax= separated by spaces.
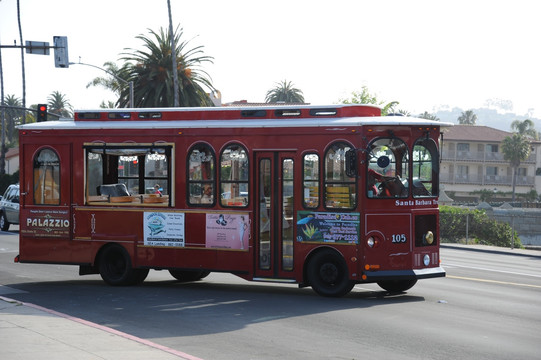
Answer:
xmin=418 ymin=111 xmax=439 ymax=121
xmin=340 ymin=86 xmax=399 ymax=115
xmin=120 ymin=26 xmax=215 ymax=107
xmin=99 ymin=100 xmax=117 ymax=109
xmin=511 ymin=119 xmax=538 ymax=140
xmin=457 ymin=110 xmax=477 ymax=125
xmin=398 ymin=109 xmax=411 ymax=116
xmin=501 ymin=133 xmax=531 ymax=202
xmin=47 ymin=91 xmax=73 ymax=118
xmin=2 ymin=94 xmax=23 ymax=144
xmin=265 ymin=80 xmax=305 ymax=103
xmin=86 ymin=62 xmax=127 ymax=98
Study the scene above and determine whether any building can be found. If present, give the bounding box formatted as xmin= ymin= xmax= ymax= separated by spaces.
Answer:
xmin=5 ymin=148 xmax=19 ymax=175
xmin=440 ymin=125 xmax=541 ymax=202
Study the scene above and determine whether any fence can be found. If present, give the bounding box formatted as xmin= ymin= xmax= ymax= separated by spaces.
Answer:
xmin=440 ymin=204 xmax=541 ymax=249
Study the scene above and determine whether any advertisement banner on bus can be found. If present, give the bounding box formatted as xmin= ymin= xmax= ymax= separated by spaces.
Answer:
xmin=296 ymin=211 xmax=360 ymax=244
xmin=143 ymin=212 xmax=185 ymax=247
xmin=21 ymin=208 xmax=70 ymax=238
xmin=205 ymin=213 xmax=250 ymax=250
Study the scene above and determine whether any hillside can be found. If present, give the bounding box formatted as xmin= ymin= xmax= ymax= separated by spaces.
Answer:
xmin=434 ymin=106 xmax=540 ymax=132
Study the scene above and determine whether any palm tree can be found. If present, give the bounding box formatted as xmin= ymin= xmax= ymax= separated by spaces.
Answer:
xmin=47 ymin=91 xmax=73 ymax=118
xmin=120 ymin=26 xmax=215 ymax=107
xmin=418 ymin=111 xmax=439 ymax=121
xmin=501 ymin=133 xmax=531 ymax=202
xmin=265 ymin=80 xmax=305 ymax=103
xmin=99 ymin=100 xmax=117 ymax=109
xmin=86 ymin=61 xmax=128 ymax=98
xmin=398 ymin=109 xmax=411 ymax=116
xmin=2 ymin=94 xmax=24 ymax=144
xmin=457 ymin=110 xmax=477 ymax=125
xmin=340 ymin=86 xmax=398 ymax=115
xmin=511 ymin=119 xmax=538 ymax=140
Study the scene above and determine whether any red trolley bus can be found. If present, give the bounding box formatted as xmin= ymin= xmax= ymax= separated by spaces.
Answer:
xmin=15 ymin=104 xmax=449 ymax=297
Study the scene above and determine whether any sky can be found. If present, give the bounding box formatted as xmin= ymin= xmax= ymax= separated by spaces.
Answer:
xmin=1 ymin=0 xmax=540 ymax=118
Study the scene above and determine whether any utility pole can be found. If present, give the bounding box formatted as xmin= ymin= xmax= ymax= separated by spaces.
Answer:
xmin=17 ymin=0 xmax=26 ymax=120
xmin=0 ymin=45 xmax=5 ymax=176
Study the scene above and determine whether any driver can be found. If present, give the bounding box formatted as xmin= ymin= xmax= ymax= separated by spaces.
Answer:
xmin=368 ymin=169 xmax=406 ymax=197
xmin=367 ymin=169 xmax=384 ymax=197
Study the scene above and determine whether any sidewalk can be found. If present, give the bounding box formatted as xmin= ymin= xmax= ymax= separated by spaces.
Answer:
xmin=441 ymin=243 xmax=541 ymax=258
xmin=0 ymin=295 xmax=202 ymax=360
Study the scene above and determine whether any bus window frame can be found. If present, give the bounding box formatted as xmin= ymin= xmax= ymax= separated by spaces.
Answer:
xmin=323 ymin=141 xmax=356 ymax=210
xmin=412 ymin=137 xmax=439 ymax=197
xmin=366 ymin=137 xmax=409 ymax=199
xmin=302 ymin=152 xmax=320 ymax=209
xmin=33 ymin=147 xmax=61 ymax=205
xmin=219 ymin=143 xmax=249 ymax=208
xmin=83 ymin=142 xmax=174 ymax=206
xmin=187 ymin=142 xmax=217 ymax=207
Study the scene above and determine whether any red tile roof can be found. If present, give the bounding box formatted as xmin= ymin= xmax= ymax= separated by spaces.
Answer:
xmin=442 ymin=125 xmax=512 ymax=142
xmin=6 ymin=147 xmax=19 ymax=159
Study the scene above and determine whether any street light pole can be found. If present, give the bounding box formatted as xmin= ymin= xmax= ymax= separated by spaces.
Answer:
xmin=69 ymin=60 xmax=134 ymax=108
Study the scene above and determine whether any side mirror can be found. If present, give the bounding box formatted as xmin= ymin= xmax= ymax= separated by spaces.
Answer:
xmin=345 ymin=149 xmax=357 ymax=177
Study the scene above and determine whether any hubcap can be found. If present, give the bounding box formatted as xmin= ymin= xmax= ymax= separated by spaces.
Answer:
xmin=319 ymin=263 xmax=339 ymax=284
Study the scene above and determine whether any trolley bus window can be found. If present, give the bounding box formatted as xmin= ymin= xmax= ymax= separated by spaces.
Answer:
xmin=324 ymin=142 xmax=356 ymax=209
xmin=282 ymin=158 xmax=294 ymax=271
xmin=33 ymin=148 xmax=60 ymax=205
xmin=84 ymin=144 xmax=172 ymax=206
xmin=367 ymin=138 xmax=409 ymax=198
xmin=302 ymin=153 xmax=319 ymax=208
xmin=187 ymin=144 xmax=216 ymax=206
xmin=220 ymin=144 xmax=249 ymax=207
xmin=412 ymin=138 xmax=439 ymax=197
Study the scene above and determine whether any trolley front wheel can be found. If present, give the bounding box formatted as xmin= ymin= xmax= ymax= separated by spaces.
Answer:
xmin=377 ymin=279 xmax=417 ymax=293
xmin=307 ymin=249 xmax=354 ymax=297
xmin=169 ymin=269 xmax=211 ymax=282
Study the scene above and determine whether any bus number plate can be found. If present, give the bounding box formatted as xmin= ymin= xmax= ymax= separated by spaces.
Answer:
xmin=391 ymin=234 xmax=407 ymax=243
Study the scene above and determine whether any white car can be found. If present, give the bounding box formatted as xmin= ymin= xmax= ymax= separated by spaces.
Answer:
xmin=0 ymin=184 xmax=20 ymax=231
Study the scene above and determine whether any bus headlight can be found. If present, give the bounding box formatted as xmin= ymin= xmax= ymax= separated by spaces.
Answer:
xmin=425 ymin=231 xmax=434 ymax=245
xmin=367 ymin=237 xmax=375 ymax=248
xmin=366 ymin=235 xmax=381 ymax=248
xmin=423 ymin=254 xmax=430 ymax=266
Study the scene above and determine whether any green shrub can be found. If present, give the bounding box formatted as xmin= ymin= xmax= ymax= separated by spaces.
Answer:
xmin=440 ymin=205 xmax=521 ymax=248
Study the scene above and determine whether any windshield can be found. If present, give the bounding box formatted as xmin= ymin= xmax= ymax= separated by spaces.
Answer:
xmin=366 ymin=138 xmax=409 ymax=198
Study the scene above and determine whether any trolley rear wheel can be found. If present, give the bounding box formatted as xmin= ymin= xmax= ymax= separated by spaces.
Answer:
xmin=99 ymin=244 xmax=148 ymax=286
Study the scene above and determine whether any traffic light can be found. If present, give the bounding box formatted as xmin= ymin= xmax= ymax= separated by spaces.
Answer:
xmin=53 ymin=36 xmax=69 ymax=68
xmin=37 ymin=104 xmax=47 ymax=122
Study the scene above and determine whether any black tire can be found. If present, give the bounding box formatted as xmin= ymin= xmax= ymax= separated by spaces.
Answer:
xmin=377 ymin=279 xmax=417 ymax=293
xmin=99 ymin=244 xmax=145 ymax=286
xmin=131 ymin=268 xmax=150 ymax=285
xmin=169 ymin=269 xmax=210 ymax=282
xmin=0 ymin=212 xmax=10 ymax=231
xmin=307 ymin=249 xmax=355 ymax=297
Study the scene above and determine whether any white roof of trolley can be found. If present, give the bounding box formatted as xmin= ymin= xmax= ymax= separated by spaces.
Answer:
xmin=19 ymin=104 xmax=453 ymax=130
